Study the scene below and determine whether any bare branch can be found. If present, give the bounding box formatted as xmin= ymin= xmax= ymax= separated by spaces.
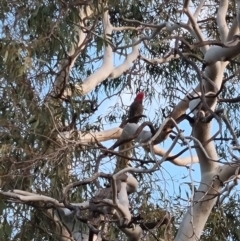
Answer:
xmin=193 ymin=0 xmax=206 ymax=19
xmin=183 ymin=3 xmax=208 ymax=53
xmin=217 ymin=0 xmax=229 ymax=41
xmin=236 ymin=0 xmax=240 ymax=31
xmin=65 ymin=10 xmax=114 ymax=96
xmin=109 ymin=38 xmax=140 ymax=79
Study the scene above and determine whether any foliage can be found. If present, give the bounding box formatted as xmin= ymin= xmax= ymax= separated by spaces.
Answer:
xmin=203 ymin=193 xmax=240 ymax=241
xmin=1 ymin=0 xmax=240 ymax=240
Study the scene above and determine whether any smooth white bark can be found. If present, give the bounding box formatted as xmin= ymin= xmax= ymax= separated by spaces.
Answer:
xmin=153 ymin=145 xmax=199 ymax=166
xmin=175 ymin=43 xmax=228 ymax=241
xmin=59 ymin=123 xmax=197 ymax=166
xmin=217 ymin=0 xmax=229 ymax=41
xmin=236 ymin=0 xmax=240 ymax=30
xmin=204 ymin=42 xmax=240 ymax=65
xmin=74 ymin=11 xmax=114 ymax=95
xmin=175 ymin=174 xmax=221 ymax=241
xmin=64 ymin=18 xmax=140 ymax=97
xmin=109 ymin=38 xmax=140 ymax=79
xmin=227 ymin=18 xmax=239 ymax=41
xmin=60 ymin=127 xmax=122 ymax=144
xmin=184 ymin=3 xmax=208 ymax=53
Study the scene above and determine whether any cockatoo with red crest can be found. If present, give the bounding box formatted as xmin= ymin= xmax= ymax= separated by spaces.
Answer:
xmin=128 ymin=92 xmax=145 ymax=123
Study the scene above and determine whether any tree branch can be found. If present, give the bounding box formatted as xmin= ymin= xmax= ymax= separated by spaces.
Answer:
xmin=217 ymin=0 xmax=229 ymax=41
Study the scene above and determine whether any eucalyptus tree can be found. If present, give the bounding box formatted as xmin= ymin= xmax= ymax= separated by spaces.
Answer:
xmin=1 ymin=0 xmax=240 ymax=241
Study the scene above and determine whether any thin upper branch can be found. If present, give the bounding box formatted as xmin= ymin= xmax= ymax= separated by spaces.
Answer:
xmin=184 ymin=3 xmax=208 ymax=53
xmin=109 ymin=38 xmax=140 ymax=79
xmin=237 ymin=0 xmax=240 ymax=30
xmin=217 ymin=0 xmax=229 ymax=41
xmin=73 ymin=10 xmax=114 ymax=95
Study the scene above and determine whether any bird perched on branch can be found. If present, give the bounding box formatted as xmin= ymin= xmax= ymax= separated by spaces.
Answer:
xmin=128 ymin=92 xmax=145 ymax=124
xmin=114 ymin=92 xmax=145 ymax=173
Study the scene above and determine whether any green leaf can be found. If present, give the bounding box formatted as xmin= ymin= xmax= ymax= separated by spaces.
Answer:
xmin=0 ymin=199 xmax=6 ymax=215
xmin=0 ymin=225 xmax=4 ymax=240
xmin=4 ymin=221 xmax=12 ymax=237
xmin=96 ymin=39 xmax=103 ymax=54
xmin=33 ymin=118 xmax=40 ymax=130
